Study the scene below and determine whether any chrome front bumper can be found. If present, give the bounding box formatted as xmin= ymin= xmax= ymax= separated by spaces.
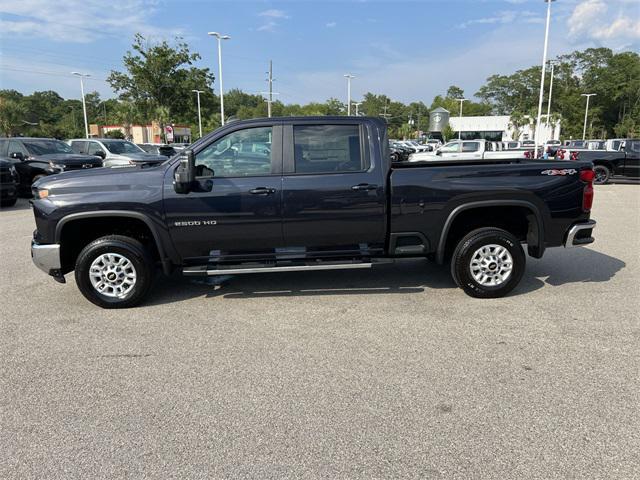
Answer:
xmin=564 ymin=220 xmax=596 ymax=248
xmin=31 ymin=241 xmax=61 ymax=274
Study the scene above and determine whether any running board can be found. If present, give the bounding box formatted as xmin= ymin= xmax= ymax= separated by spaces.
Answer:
xmin=183 ymin=262 xmax=374 ymax=277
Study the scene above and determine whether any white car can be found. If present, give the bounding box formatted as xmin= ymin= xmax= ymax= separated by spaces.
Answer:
xmin=410 ymin=139 xmax=529 ymax=162
xmin=69 ymin=138 xmax=167 ymax=168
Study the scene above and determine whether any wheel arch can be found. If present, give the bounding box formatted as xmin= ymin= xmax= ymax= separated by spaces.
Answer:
xmin=436 ymin=200 xmax=544 ymax=264
xmin=55 ymin=211 xmax=171 ymax=274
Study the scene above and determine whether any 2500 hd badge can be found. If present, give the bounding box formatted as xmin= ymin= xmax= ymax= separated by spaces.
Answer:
xmin=174 ymin=220 xmax=217 ymax=227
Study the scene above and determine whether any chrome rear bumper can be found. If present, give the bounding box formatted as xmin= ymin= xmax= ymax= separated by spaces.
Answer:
xmin=31 ymin=241 xmax=61 ymax=274
xmin=564 ymin=220 xmax=596 ymax=248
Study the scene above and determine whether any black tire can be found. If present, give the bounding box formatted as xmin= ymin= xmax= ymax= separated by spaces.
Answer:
xmin=450 ymin=228 xmax=525 ymax=299
xmin=74 ymin=235 xmax=155 ymax=308
xmin=593 ymin=165 xmax=610 ymax=185
xmin=0 ymin=197 xmax=17 ymax=207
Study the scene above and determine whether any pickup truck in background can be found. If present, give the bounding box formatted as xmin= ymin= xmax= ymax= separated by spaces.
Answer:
xmin=409 ymin=139 xmax=530 ymax=162
xmin=567 ymin=138 xmax=640 ymax=184
xmin=30 ymin=117 xmax=597 ymax=308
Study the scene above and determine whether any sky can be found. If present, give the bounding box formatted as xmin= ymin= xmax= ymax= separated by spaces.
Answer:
xmin=1 ymin=0 xmax=639 ymax=106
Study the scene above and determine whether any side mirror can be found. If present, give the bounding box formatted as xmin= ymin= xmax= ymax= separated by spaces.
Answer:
xmin=435 ymin=149 xmax=442 ymax=156
xmin=93 ymin=150 xmax=106 ymax=159
xmin=174 ymin=149 xmax=196 ymax=194
xmin=9 ymin=152 xmax=24 ymax=161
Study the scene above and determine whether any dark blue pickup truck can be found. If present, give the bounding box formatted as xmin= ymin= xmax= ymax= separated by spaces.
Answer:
xmin=30 ymin=117 xmax=597 ymax=308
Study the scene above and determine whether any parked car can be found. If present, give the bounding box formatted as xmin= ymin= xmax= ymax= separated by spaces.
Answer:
xmin=0 ymin=159 xmax=19 ymax=207
xmin=137 ymin=143 xmax=177 ymax=158
xmin=569 ymin=138 xmax=640 ymax=184
xmin=30 ymin=116 xmax=597 ymax=308
xmin=0 ymin=137 xmax=103 ymax=194
xmin=390 ymin=141 xmax=413 ymax=160
xmin=409 ymin=139 xmax=530 ymax=162
xmin=425 ymin=139 xmax=443 ymax=150
xmin=68 ymin=139 xmax=166 ymax=168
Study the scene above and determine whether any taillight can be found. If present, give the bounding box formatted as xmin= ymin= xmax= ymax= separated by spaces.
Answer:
xmin=580 ymin=169 xmax=594 ymax=212
xmin=556 ymin=149 xmax=565 ymax=160
xmin=570 ymin=151 xmax=579 ymax=161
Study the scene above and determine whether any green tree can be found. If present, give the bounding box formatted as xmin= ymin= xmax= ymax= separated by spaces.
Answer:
xmin=0 ymin=95 xmax=27 ymax=137
xmin=108 ymin=34 xmax=214 ymax=130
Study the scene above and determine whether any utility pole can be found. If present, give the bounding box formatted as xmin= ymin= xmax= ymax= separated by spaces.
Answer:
xmin=102 ymin=102 xmax=107 ymax=125
xmin=456 ymin=98 xmax=467 ymax=140
xmin=352 ymin=102 xmax=362 ymax=116
xmin=534 ymin=0 xmax=555 ymax=154
xmin=380 ymin=100 xmax=391 ymax=121
xmin=208 ymin=31 xmax=231 ymax=125
xmin=191 ymin=89 xmax=204 ymax=138
xmin=581 ymin=93 xmax=596 ymax=140
xmin=71 ymin=72 xmax=90 ymax=138
xmin=266 ymin=60 xmax=274 ymax=117
xmin=344 ymin=74 xmax=355 ymax=115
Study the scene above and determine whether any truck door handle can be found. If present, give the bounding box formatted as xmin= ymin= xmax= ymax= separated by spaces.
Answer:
xmin=351 ymin=183 xmax=377 ymax=191
xmin=249 ymin=187 xmax=276 ymax=195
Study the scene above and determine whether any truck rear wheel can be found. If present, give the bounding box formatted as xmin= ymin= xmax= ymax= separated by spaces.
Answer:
xmin=450 ymin=228 xmax=525 ymax=298
xmin=74 ymin=235 xmax=155 ymax=308
xmin=593 ymin=165 xmax=610 ymax=185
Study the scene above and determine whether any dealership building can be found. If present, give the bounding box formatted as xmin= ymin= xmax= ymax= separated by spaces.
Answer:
xmin=89 ymin=122 xmax=192 ymax=144
xmin=428 ymin=107 xmax=561 ymax=143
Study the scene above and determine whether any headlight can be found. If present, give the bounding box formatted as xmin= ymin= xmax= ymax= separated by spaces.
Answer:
xmin=48 ymin=161 xmax=65 ymax=170
xmin=9 ymin=166 xmax=18 ymax=178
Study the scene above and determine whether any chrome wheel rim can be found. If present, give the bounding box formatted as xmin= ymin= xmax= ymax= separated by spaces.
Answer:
xmin=469 ymin=244 xmax=513 ymax=287
xmin=89 ymin=253 xmax=137 ymax=298
xmin=594 ymin=167 xmax=607 ymax=183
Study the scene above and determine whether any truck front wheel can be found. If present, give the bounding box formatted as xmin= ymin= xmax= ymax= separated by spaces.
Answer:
xmin=74 ymin=235 xmax=155 ymax=308
xmin=450 ymin=228 xmax=525 ymax=298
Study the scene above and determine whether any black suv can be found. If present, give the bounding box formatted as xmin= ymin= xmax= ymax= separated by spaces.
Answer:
xmin=0 ymin=159 xmax=19 ymax=207
xmin=0 ymin=137 xmax=103 ymax=194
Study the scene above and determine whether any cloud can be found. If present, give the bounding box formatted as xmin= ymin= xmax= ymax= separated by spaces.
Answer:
xmin=326 ymin=22 xmax=337 ymax=28
xmin=256 ymin=8 xmax=290 ymax=32
xmin=568 ymin=0 xmax=640 ymax=42
xmin=0 ymin=0 xmax=179 ymax=43
xmin=458 ymin=10 xmax=543 ymax=29
xmin=258 ymin=9 xmax=289 ymax=19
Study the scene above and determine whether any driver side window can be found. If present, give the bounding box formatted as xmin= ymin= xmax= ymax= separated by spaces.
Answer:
xmin=195 ymin=127 xmax=273 ymax=177
xmin=440 ymin=142 xmax=460 ymax=153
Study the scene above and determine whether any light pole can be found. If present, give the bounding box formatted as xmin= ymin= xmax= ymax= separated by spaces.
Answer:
xmin=191 ymin=90 xmax=204 ymax=138
xmin=208 ymin=32 xmax=230 ymax=125
xmin=456 ymin=98 xmax=467 ymax=140
xmin=581 ymin=93 xmax=596 ymax=140
xmin=344 ymin=74 xmax=355 ymax=115
xmin=71 ymin=72 xmax=90 ymax=138
xmin=352 ymin=102 xmax=362 ymax=116
xmin=534 ymin=0 xmax=555 ymax=153
xmin=546 ymin=61 xmax=555 ymax=121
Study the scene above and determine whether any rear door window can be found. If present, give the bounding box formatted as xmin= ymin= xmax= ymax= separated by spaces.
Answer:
xmin=462 ymin=141 xmax=480 ymax=152
xmin=71 ymin=141 xmax=88 ymax=154
xmin=293 ymin=125 xmax=363 ymax=174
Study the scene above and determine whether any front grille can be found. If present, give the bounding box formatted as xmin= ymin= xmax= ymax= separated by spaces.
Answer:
xmin=0 ymin=170 xmax=13 ymax=183
xmin=65 ymin=163 xmax=96 ymax=171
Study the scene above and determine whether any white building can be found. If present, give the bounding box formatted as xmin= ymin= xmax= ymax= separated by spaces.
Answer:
xmin=448 ymin=115 xmax=561 ymax=143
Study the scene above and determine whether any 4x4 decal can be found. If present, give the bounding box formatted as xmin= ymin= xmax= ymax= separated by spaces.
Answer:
xmin=541 ymin=169 xmax=577 ymax=176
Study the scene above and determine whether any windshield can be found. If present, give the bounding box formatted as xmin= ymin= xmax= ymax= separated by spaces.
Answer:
xmin=23 ymin=139 xmax=73 ymax=155
xmin=102 ymin=140 xmax=145 ymax=155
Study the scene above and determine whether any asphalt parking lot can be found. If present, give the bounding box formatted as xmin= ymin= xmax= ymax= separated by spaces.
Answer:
xmin=1 ymin=184 xmax=639 ymax=479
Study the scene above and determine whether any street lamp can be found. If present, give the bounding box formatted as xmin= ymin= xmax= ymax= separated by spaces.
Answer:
xmin=344 ymin=74 xmax=355 ymax=115
xmin=71 ymin=72 xmax=90 ymax=138
xmin=456 ymin=98 xmax=467 ymax=140
xmin=581 ymin=93 xmax=596 ymax=140
xmin=534 ymin=0 xmax=555 ymax=154
xmin=208 ymin=31 xmax=230 ymax=125
xmin=191 ymin=90 xmax=204 ymax=138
